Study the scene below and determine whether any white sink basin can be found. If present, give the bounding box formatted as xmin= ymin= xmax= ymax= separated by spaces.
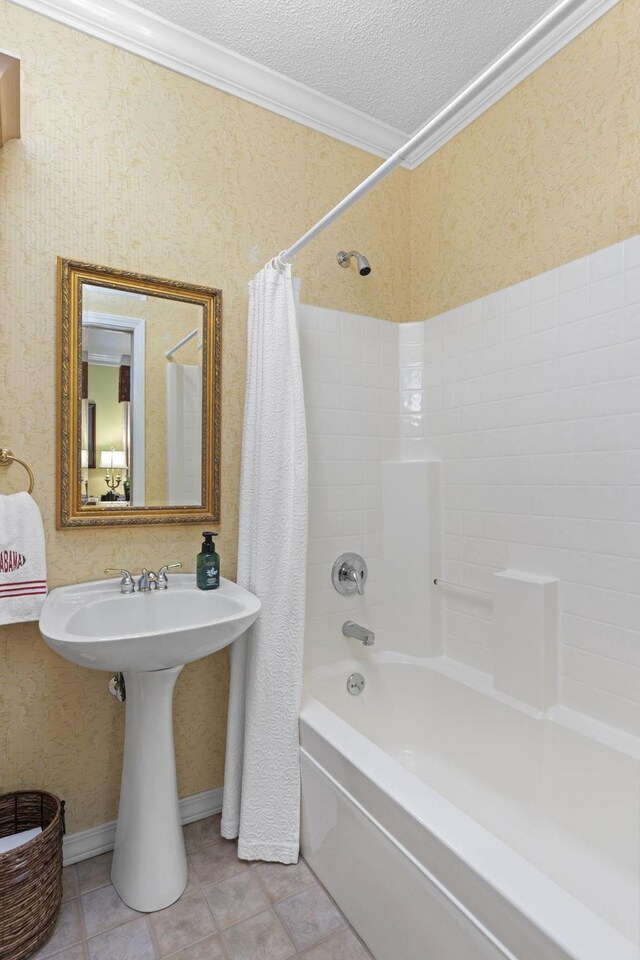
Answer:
xmin=40 ymin=575 xmax=260 ymax=671
xmin=38 ymin=573 xmax=260 ymax=914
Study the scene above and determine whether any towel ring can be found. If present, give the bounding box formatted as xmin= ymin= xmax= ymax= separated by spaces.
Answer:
xmin=0 ymin=448 xmax=35 ymax=494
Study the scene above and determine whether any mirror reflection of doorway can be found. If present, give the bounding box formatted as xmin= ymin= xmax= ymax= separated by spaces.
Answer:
xmin=81 ymin=315 xmax=145 ymax=506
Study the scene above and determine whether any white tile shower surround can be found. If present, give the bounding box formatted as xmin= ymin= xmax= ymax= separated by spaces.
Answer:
xmin=298 ymin=306 xmax=399 ymax=671
xmin=300 ymin=232 xmax=640 ymax=737
xmin=32 ymin=816 xmax=374 ymax=960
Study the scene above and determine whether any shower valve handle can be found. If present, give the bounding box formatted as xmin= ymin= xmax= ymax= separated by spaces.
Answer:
xmin=331 ymin=553 xmax=368 ymax=596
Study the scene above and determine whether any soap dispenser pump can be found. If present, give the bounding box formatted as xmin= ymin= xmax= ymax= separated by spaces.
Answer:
xmin=197 ymin=531 xmax=220 ymax=590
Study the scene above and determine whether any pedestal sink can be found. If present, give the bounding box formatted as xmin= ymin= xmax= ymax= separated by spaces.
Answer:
xmin=39 ymin=575 xmax=260 ymax=912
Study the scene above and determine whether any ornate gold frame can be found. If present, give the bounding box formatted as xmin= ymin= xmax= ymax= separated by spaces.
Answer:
xmin=57 ymin=258 xmax=221 ymax=528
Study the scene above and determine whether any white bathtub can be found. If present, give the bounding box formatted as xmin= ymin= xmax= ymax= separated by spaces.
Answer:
xmin=299 ymin=654 xmax=639 ymax=960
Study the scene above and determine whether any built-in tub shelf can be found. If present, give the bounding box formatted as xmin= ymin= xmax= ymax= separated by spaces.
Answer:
xmin=0 ymin=52 xmax=20 ymax=147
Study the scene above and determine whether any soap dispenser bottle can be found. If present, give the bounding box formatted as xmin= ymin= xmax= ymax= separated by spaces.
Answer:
xmin=196 ymin=532 xmax=220 ymax=590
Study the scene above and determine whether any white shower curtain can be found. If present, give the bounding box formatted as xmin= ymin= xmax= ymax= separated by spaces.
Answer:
xmin=221 ymin=260 xmax=308 ymax=862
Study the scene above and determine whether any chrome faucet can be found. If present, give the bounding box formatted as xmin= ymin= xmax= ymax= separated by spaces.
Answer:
xmin=342 ymin=620 xmax=375 ymax=646
xmin=104 ymin=568 xmax=135 ymax=594
xmin=138 ymin=568 xmax=158 ymax=592
xmin=156 ymin=563 xmax=182 ymax=589
xmin=105 ymin=562 xmax=182 ymax=593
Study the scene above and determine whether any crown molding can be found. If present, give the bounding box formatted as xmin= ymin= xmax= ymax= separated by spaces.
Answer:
xmin=8 ymin=0 xmax=620 ymax=169
xmin=7 ymin=0 xmax=406 ymax=160
xmin=402 ymin=0 xmax=621 ymax=169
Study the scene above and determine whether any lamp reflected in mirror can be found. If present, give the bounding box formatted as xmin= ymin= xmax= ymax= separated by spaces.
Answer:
xmin=99 ymin=448 xmax=128 ymax=502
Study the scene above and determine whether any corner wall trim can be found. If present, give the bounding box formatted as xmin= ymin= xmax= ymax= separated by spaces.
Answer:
xmin=7 ymin=0 xmax=620 ymax=168
xmin=62 ymin=786 xmax=223 ymax=865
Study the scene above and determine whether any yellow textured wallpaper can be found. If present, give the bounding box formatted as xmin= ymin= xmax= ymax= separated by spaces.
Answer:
xmin=0 ymin=0 xmax=410 ymax=832
xmin=410 ymin=0 xmax=640 ymax=320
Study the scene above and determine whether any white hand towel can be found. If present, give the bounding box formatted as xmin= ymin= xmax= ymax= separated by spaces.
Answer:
xmin=0 ymin=827 xmax=41 ymax=854
xmin=0 ymin=491 xmax=47 ymax=625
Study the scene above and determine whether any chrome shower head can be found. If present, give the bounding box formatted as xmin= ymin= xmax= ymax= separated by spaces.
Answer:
xmin=337 ymin=250 xmax=371 ymax=276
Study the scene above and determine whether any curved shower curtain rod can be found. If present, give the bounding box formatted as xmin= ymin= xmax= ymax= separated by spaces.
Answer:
xmin=275 ymin=0 xmax=586 ymax=267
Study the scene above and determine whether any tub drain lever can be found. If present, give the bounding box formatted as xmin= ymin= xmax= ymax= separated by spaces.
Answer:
xmin=347 ymin=673 xmax=365 ymax=695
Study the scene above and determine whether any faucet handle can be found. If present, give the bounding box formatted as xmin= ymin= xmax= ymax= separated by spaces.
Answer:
xmin=346 ymin=567 xmax=365 ymax=596
xmin=104 ymin=568 xmax=135 ymax=594
xmin=332 ymin=553 xmax=368 ymax=597
xmin=157 ymin=562 xmax=181 ymax=589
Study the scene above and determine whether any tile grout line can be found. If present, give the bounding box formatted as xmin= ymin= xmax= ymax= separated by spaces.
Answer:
xmin=166 ymin=841 xmax=229 ymax=960
xmin=77 ymin=881 xmax=89 ymax=959
xmin=195 ymin=850 xmax=341 ymax=956
xmin=249 ymin=860 xmax=314 ymax=953
xmin=309 ymin=870 xmax=375 ymax=959
xmin=192 ymin=837 xmax=238 ymax=960
xmin=212 ymin=875 xmax=297 ymax=957
xmin=144 ymin=912 xmax=161 ymax=960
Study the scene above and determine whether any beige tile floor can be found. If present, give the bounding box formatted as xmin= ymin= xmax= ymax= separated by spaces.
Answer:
xmin=31 ymin=815 xmax=374 ymax=960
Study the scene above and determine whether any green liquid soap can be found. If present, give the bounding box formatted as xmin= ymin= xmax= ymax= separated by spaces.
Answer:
xmin=197 ymin=531 xmax=220 ymax=590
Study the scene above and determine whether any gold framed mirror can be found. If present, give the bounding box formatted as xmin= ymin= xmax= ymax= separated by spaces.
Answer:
xmin=57 ymin=259 xmax=221 ymax=527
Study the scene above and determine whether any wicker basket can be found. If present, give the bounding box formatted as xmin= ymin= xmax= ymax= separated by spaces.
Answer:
xmin=0 ymin=792 xmax=65 ymax=960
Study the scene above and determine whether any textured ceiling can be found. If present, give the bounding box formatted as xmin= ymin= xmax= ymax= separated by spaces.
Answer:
xmin=128 ymin=0 xmax=560 ymax=133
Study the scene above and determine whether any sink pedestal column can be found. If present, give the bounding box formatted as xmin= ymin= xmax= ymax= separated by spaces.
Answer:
xmin=111 ymin=665 xmax=187 ymax=912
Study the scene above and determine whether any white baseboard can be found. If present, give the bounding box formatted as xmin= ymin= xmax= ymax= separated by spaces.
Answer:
xmin=62 ymin=786 xmax=223 ymax=866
